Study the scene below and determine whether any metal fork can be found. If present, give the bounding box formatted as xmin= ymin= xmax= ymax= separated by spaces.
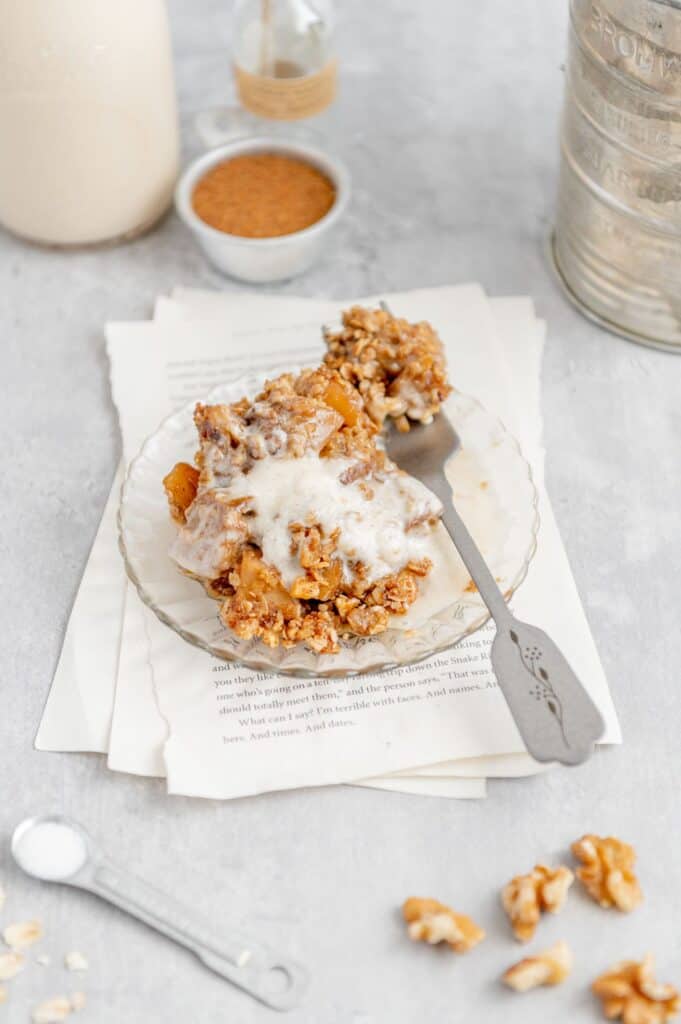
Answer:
xmin=381 ymin=317 xmax=604 ymax=765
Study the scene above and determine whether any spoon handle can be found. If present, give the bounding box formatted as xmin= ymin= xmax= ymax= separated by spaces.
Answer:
xmin=70 ymin=857 xmax=308 ymax=1011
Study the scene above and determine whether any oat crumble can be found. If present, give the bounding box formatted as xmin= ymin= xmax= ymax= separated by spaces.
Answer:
xmin=324 ymin=305 xmax=451 ymax=430
xmin=165 ymin=324 xmax=448 ymax=654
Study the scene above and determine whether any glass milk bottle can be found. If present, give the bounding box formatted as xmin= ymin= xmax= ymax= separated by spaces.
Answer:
xmin=0 ymin=0 xmax=179 ymax=247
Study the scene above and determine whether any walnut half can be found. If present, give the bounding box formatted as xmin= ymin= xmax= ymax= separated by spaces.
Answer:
xmin=592 ymin=955 xmax=680 ymax=1023
xmin=501 ymin=864 xmax=574 ymax=942
xmin=402 ymin=897 xmax=485 ymax=953
xmin=571 ymin=834 xmax=642 ymax=912
xmin=503 ymin=940 xmax=573 ymax=992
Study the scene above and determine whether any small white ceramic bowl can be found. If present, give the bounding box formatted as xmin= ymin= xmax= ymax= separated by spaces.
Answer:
xmin=175 ymin=137 xmax=350 ymax=284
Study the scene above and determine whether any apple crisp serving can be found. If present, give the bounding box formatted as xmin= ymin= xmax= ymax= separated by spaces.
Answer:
xmin=163 ymin=307 xmax=451 ymax=654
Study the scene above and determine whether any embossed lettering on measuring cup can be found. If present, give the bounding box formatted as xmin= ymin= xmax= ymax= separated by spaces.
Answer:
xmin=552 ymin=0 xmax=681 ymax=351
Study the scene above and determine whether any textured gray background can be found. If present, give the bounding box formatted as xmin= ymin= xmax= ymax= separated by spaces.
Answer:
xmin=1 ymin=1 xmax=680 ymax=1021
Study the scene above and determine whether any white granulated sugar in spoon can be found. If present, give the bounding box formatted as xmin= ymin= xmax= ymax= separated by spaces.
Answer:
xmin=13 ymin=821 xmax=87 ymax=882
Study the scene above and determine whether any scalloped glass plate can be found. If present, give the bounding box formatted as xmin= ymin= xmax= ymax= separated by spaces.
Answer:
xmin=119 ymin=369 xmax=539 ymax=678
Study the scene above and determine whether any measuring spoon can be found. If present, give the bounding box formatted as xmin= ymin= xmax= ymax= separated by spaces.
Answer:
xmin=11 ymin=814 xmax=308 ymax=1012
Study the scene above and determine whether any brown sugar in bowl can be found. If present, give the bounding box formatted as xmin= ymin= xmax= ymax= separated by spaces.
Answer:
xmin=192 ymin=153 xmax=336 ymax=238
xmin=175 ymin=138 xmax=350 ymax=283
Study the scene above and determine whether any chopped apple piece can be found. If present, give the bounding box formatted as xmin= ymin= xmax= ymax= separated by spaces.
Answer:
xmin=323 ymin=379 xmax=360 ymax=427
xmin=163 ymin=462 xmax=199 ymax=523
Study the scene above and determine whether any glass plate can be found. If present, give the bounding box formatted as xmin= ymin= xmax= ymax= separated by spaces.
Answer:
xmin=118 ymin=370 xmax=539 ymax=678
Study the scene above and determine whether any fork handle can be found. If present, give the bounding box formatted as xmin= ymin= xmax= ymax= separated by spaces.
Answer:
xmin=434 ymin=484 xmax=514 ymax=626
xmin=437 ymin=485 xmax=604 ymax=764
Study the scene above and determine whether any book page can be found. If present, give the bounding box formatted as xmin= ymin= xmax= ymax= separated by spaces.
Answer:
xmin=105 ymin=292 xmax=545 ymax=788
xmin=106 ymin=286 xmax=619 ymax=799
xmin=107 ymin=286 xmax=504 ymax=797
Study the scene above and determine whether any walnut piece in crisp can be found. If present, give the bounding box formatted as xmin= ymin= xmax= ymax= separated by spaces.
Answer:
xmin=572 ymin=834 xmax=642 ymax=912
xmin=3 ymin=919 xmax=43 ymax=950
xmin=0 ymin=951 xmax=25 ymax=981
xmin=501 ymin=864 xmax=574 ymax=942
xmin=402 ymin=897 xmax=485 ymax=953
xmin=503 ymin=940 xmax=573 ymax=992
xmin=592 ymin=955 xmax=680 ymax=1023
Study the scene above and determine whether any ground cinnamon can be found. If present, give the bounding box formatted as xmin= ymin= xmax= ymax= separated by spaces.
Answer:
xmin=192 ymin=153 xmax=336 ymax=238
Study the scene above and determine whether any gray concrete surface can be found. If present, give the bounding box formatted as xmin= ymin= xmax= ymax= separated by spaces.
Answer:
xmin=1 ymin=1 xmax=680 ymax=1021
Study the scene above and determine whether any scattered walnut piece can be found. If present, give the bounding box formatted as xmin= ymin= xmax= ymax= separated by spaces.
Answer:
xmin=592 ymin=955 xmax=680 ymax=1024
xmin=3 ymin=920 xmax=44 ymax=950
xmin=503 ymin=940 xmax=573 ymax=992
xmin=402 ymin=897 xmax=485 ymax=953
xmin=501 ymin=864 xmax=574 ymax=942
xmin=64 ymin=951 xmax=88 ymax=972
xmin=32 ymin=996 xmax=73 ymax=1023
xmin=0 ymin=951 xmax=25 ymax=981
xmin=572 ymin=835 xmax=642 ymax=912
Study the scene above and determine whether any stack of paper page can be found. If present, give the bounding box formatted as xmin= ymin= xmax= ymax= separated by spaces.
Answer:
xmin=36 ymin=284 xmax=621 ymax=800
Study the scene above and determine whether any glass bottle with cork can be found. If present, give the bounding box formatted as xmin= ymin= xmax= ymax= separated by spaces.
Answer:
xmin=196 ymin=0 xmax=336 ymax=146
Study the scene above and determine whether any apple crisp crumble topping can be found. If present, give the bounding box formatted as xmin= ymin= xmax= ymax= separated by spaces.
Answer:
xmin=402 ymin=897 xmax=485 ymax=953
xmin=502 ymin=863 xmax=574 ymax=942
xmin=165 ymin=350 xmax=445 ymax=654
xmin=571 ymin=835 xmax=642 ymax=912
xmin=324 ymin=305 xmax=451 ymax=430
xmin=503 ymin=941 xmax=573 ymax=992
xmin=592 ymin=955 xmax=680 ymax=1024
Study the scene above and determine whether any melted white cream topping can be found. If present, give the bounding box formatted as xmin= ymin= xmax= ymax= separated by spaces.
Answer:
xmin=228 ymin=456 xmax=442 ymax=587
